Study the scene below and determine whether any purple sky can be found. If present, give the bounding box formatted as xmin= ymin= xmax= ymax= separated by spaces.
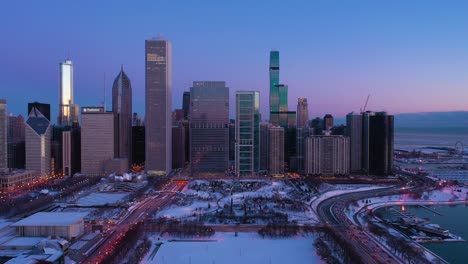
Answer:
xmin=2 ymin=1 xmax=468 ymax=121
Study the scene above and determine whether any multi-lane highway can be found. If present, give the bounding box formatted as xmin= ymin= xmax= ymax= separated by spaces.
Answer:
xmin=83 ymin=180 xmax=186 ymax=264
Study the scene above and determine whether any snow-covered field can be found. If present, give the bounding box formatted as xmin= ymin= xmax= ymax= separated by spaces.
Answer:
xmin=76 ymin=193 xmax=128 ymax=206
xmin=142 ymin=232 xmax=323 ymax=264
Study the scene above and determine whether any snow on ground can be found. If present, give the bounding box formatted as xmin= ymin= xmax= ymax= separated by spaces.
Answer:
xmin=157 ymin=201 xmax=213 ymax=219
xmin=310 ymin=185 xmax=389 ymax=211
xmin=347 ymin=185 xmax=468 ymax=217
xmin=76 ymin=193 xmax=128 ymax=206
xmin=142 ymin=232 xmax=323 ymax=264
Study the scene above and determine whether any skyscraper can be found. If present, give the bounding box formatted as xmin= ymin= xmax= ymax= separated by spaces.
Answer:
xmin=305 ymin=136 xmax=350 ymax=176
xmin=346 ymin=113 xmax=363 ymax=173
xmin=297 ymin=98 xmax=309 ymax=128
xmin=268 ymin=126 xmax=284 ymax=177
xmin=259 ymin=123 xmax=270 ymax=171
xmin=189 ymin=81 xmax=229 ymax=175
xmin=182 ymin=91 xmax=190 ymax=120
xmin=112 ymin=66 xmax=132 ymax=164
xmin=269 ymin=51 xmax=280 ymax=118
xmin=235 ymin=91 xmax=260 ymax=177
xmin=28 ymin=102 xmax=50 ymax=122
xmin=7 ymin=114 xmax=25 ymax=169
xmin=145 ymin=38 xmax=172 ymax=176
xmin=368 ymin=112 xmax=394 ymax=176
xmin=25 ymin=107 xmax=51 ymax=176
xmin=0 ymin=99 xmax=7 ymax=168
xmin=58 ymin=59 xmax=74 ymax=126
xmin=81 ymin=107 xmax=114 ymax=176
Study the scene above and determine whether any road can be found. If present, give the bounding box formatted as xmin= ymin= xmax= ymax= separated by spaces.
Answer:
xmin=83 ymin=180 xmax=186 ymax=264
xmin=316 ymin=173 xmax=435 ymax=264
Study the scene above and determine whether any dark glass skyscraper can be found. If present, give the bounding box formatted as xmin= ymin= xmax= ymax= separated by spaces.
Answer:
xmin=0 ymin=99 xmax=6 ymax=168
xmin=112 ymin=66 xmax=132 ymax=164
xmin=145 ymin=38 xmax=172 ymax=176
xmin=269 ymin=51 xmax=280 ymax=115
xmin=182 ymin=91 xmax=190 ymax=120
xmin=189 ymin=81 xmax=229 ymax=175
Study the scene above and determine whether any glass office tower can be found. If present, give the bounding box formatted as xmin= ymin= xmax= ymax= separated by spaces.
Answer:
xmin=235 ymin=91 xmax=260 ymax=176
xmin=58 ymin=59 xmax=74 ymax=126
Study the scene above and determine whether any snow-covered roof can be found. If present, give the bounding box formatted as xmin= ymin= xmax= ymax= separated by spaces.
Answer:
xmin=12 ymin=212 xmax=88 ymax=227
xmin=1 ymin=237 xmax=44 ymax=247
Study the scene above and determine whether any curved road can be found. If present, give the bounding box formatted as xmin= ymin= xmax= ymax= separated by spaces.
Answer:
xmin=316 ymin=174 xmax=435 ymax=264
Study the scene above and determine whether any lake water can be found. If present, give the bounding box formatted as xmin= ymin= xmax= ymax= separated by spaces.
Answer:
xmin=377 ymin=205 xmax=468 ymax=263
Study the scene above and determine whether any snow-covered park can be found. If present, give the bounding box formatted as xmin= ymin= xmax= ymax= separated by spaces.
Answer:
xmin=142 ymin=232 xmax=323 ymax=264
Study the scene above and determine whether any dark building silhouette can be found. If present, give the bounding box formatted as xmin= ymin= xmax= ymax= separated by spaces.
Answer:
xmin=132 ymin=126 xmax=145 ymax=166
xmin=182 ymin=91 xmax=190 ymax=120
xmin=323 ymin=114 xmax=334 ymax=131
xmin=367 ymin=112 xmax=394 ymax=176
xmin=28 ymin=102 xmax=50 ymax=122
xmin=7 ymin=114 xmax=25 ymax=169
xmin=229 ymin=120 xmax=235 ymax=162
xmin=112 ymin=66 xmax=132 ymax=165
xmin=172 ymin=125 xmax=185 ymax=169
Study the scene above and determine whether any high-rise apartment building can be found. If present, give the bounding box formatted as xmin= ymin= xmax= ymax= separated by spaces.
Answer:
xmin=235 ymin=91 xmax=260 ymax=177
xmin=145 ymin=38 xmax=172 ymax=176
xmin=80 ymin=107 xmax=114 ymax=176
xmin=368 ymin=112 xmax=394 ymax=176
xmin=25 ymin=107 xmax=51 ymax=176
xmin=268 ymin=126 xmax=284 ymax=177
xmin=0 ymin=99 xmax=7 ymax=168
xmin=346 ymin=113 xmax=363 ymax=173
xmin=296 ymin=126 xmax=311 ymax=172
xmin=112 ymin=66 xmax=132 ymax=163
xmin=305 ymin=136 xmax=350 ymax=176
xmin=297 ymin=98 xmax=309 ymax=128
xmin=189 ymin=81 xmax=229 ymax=175
xmin=58 ymin=59 xmax=74 ymax=126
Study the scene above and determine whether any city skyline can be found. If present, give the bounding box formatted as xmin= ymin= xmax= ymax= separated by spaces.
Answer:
xmin=3 ymin=1 xmax=468 ymax=120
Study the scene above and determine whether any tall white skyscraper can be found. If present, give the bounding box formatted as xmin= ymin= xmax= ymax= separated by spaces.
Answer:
xmin=145 ymin=38 xmax=172 ymax=176
xmin=58 ymin=59 xmax=74 ymax=126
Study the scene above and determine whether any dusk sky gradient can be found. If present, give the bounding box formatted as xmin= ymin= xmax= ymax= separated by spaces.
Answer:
xmin=2 ymin=0 xmax=468 ymax=121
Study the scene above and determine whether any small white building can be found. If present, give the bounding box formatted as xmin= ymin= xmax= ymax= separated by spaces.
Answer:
xmin=12 ymin=212 xmax=87 ymax=240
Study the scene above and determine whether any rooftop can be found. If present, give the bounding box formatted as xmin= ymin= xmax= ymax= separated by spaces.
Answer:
xmin=12 ymin=212 xmax=88 ymax=227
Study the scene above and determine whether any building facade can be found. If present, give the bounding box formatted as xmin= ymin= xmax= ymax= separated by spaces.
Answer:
xmin=172 ymin=125 xmax=185 ymax=169
xmin=80 ymin=107 xmax=114 ymax=176
xmin=268 ymin=126 xmax=284 ymax=177
xmin=182 ymin=91 xmax=190 ymax=120
xmin=297 ymin=98 xmax=309 ymax=128
xmin=305 ymin=136 xmax=350 ymax=176
xmin=25 ymin=107 xmax=51 ymax=176
xmin=58 ymin=59 xmax=74 ymax=126
xmin=368 ymin=112 xmax=394 ymax=176
xmin=259 ymin=123 xmax=270 ymax=171
xmin=145 ymin=38 xmax=172 ymax=176
xmin=235 ymin=91 xmax=260 ymax=177
xmin=112 ymin=66 xmax=132 ymax=164
xmin=0 ymin=169 xmax=38 ymax=191
xmin=346 ymin=113 xmax=363 ymax=173
xmin=0 ymin=99 xmax=6 ymax=168
xmin=132 ymin=126 xmax=145 ymax=166
xmin=189 ymin=81 xmax=229 ymax=175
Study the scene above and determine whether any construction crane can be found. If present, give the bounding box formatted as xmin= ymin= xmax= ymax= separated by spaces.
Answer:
xmin=360 ymin=94 xmax=371 ymax=113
